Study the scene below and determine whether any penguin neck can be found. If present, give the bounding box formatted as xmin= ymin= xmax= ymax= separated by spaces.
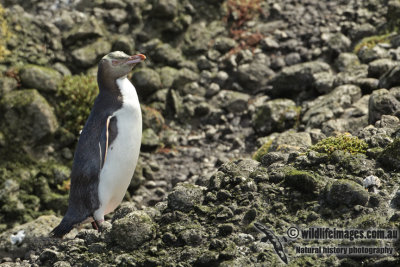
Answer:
xmin=115 ymin=76 xmax=140 ymax=109
xmin=97 ymin=67 xmax=122 ymax=100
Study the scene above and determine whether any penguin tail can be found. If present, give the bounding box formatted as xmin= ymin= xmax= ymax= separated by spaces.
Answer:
xmin=50 ymin=218 xmax=75 ymax=238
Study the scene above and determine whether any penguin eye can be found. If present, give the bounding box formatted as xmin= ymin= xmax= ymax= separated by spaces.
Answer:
xmin=112 ymin=60 xmax=119 ymax=66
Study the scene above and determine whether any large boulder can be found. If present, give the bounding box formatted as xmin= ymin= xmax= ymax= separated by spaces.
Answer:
xmin=302 ymin=84 xmax=362 ymax=129
xmin=0 ymin=76 xmax=18 ymax=96
xmin=379 ymin=65 xmax=400 ymax=89
xmin=70 ymin=39 xmax=111 ymax=68
xmin=378 ymin=138 xmax=400 ymax=170
xmin=0 ymin=215 xmax=61 ymax=259
xmin=269 ymin=61 xmax=331 ymax=97
xmin=0 ymin=89 xmax=58 ymax=145
xmin=152 ymin=0 xmax=178 ymax=19
xmin=368 ymin=59 xmax=398 ymax=78
xmin=109 ymin=210 xmax=156 ymax=250
xmin=172 ymin=68 xmax=199 ymax=91
xmin=252 ymin=98 xmax=299 ymax=135
xmin=168 ymin=183 xmax=205 ymax=212
xmin=63 ymin=16 xmax=105 ymax=47
xmin=211 ymin=90 xmax=250 ymax=114
xmin=132 ymin=68 xmax=162 ymax=98
xmin=326 ymin=180 xmax=369 ymax=207
xmin=237 ymin=54 xmax=274 ymax=92
xmin=268 ymin=131 xmax=312 ymax=153
xmin=368 ymin=89 xmax=400 ymax=124
xmin=20 ymin=65 xmax=62 ymax=92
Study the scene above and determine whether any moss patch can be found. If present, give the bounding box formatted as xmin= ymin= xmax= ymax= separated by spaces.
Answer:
xmin=252 ymin=140 xmax=273 ymax=161
xmin=309 ymin=134 xmax=368 ymax=155
xmin=353 ymin=33 xmax=391 ymax=54
xmin=0 ymin=4 xmax=11 ymax=61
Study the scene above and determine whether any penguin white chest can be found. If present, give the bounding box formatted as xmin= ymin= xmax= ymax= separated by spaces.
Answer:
xmin=96 ymin=77 xmax=142 ymax=217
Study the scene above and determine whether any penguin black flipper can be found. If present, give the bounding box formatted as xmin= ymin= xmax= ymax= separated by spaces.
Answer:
xmin=100 ymin=116 xmax=118 ymax=169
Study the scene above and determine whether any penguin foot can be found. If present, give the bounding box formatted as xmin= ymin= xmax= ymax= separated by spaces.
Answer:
xmin=95 ymin=220 xmax=105 ymax=233
xmin=91 ymin=221 xmax=99 ymax=230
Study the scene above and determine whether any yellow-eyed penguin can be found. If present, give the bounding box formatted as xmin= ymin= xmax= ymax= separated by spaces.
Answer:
xmin=51 ymin=51 xmax=146 ymax=237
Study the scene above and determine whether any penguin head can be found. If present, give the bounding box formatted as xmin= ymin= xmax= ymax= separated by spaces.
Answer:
xmin=99 ymin=51 xmax=146 ymax=79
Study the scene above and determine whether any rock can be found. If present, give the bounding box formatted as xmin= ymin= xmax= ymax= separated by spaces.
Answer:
xmin=378 ymin=138 xmax=400 ymax=170
xmin=252 ymin=98 xmax=299 ymax=135
xmin=323 ymin=32 xmax=351 ymax=58
xmin=110 ymin=210 xmax=156 ymax=250
xmin=141 ymin=128 xmax=160 ymax=151
xmin=132 ymin=68 xmax=162 ymax=98
xmin=333 ymin=64 xmax=369 ymax=87
xmin=219 ymin=159 xmax=259 ymax=178
xmin=354 ymin=77 xmax=379 ymax=93
xmin=379 ymin=65 xmax=400 ymax=89
xmin=269 ymin=131 xmax=312 ymax=152
xmin=53 ymin=261 xmax=71 ymax=267
xmin=259 ymin=151 xmax=288 ymax=166
xmin=180 ymin=82 xmax=206 ymax=97
xmin=358 ymin=45 xmax=390 ymax=64
xmin=368 ymin=89 xmax=400 ymax=124
xmin=70 ymin=39 xmax=111 ymax=68
xmin=211 ymin=90 xmax=250 ymax=114
xmin=106 ymin=8 xmax=128 ymax=25
xmin=168 ymin=183 xmax=204 ymax=212
xmin=0 ymin=89 xmax=58 ymax=146
xmin=284 ymin=167 xmax=326 ymax=195
xmin=321 ymin=117 xmax=368 ymax=136
xmin=172 ymin=68 xmax=199 ymax=90
xmin=261 ymin=36 xmax=279 ymax=50
xmin=0 ymin=76 xmax=18 ymax=96
xmin=349 ymin=23 xmax=376 ymax=41
xmin=165 ymin=89 xmax=183 ymax=117
xmin=0 ymin=215 xmax=61 ymax=259
xmin=313 ymin=71 xmax=334 ymax=94
xmin=112 ymin=35 xmax=135 ymax=55
xmin=284 ymin=52 xmax=301 ymax=66
xmin=326 ymin=180 xmax=369 ymax=207
xmin=183 ymin=23 xmax=212 ymax=54
xmin=152 ymin=0 xmax=178 ymax=19
xmin=302 ymin=85 xmax=362 ymax=128
xmin=269 ymin=61 xmax=331 ymax=97
xmin=159 ymin=66 xmax=179 ymax=88
xmin=335 ymin=53 xmax=360 ymax=72
xmin=19 ymin=65 xmax=62 ymax=92
xmin=153 ymin=43 xmax=184 ymax=67
xmin=368 ymin=59 xmax=398 ymax=78
xmin=179 ymin=228 xmax=205 ymax=246
xmin=63 ymin=16 xmax=105 ymax=47
xmin=141 ymin=105 xmax=165 ymax=133
xmin=237 ymin=54 xmax=274 ymax=92
xmin=213 ymin=37 xmax=236 ymax=53
xmin=53 ymin=63 xmax=72 ymax=76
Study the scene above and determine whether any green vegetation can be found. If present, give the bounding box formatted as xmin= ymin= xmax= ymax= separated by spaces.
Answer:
xmin=56 ymin=74 xmax=98 ymax=135
xmin=0 ymin=4 xmax=11 ymax=61
xmin=309 ymin=134 xmax=368 ymax=155
xmin=252 ymin=140 xmax=273 ymax=161
xmin=353 ymin=33 xmax=391 ymax=54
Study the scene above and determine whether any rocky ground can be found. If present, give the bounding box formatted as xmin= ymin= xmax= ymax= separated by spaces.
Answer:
xmin=1 ymin=0 xmax=400 ymax=266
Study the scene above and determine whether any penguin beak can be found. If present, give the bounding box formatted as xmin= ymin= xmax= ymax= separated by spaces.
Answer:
xmin=126 ymin=54 xmax=146 ymax=65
